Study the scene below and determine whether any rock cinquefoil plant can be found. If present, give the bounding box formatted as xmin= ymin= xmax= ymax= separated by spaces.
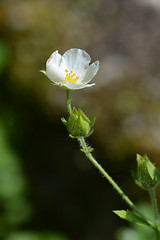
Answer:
xmin=42 ymin=48 xmax=160 ymax=240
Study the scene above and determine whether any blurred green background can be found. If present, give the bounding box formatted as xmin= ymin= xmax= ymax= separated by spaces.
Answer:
xmin=0 ymin=0 xmax=160 ymax=239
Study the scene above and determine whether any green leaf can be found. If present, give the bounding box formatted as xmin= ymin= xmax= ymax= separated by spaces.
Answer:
xmin=113 ymin=210 xmax=152 ymax=228
xmin=80 ymin=148 xmax=85 ymax=152
xmin=87 ymin=146 xmax=93 ymax=153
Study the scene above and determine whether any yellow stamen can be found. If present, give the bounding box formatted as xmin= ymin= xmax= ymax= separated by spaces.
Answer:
xmin=64 ymin=70 xmax=78 ymax=84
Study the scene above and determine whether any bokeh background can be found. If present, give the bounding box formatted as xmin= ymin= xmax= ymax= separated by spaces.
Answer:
xmin=0 ymin=0 xmax=160 ymax=239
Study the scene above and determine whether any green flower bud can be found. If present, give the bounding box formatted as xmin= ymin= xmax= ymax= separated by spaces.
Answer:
xmin=134 ymin=154 xmax=160 ymax=190
xmin=61 ymin=107 xmax=95 ymax=138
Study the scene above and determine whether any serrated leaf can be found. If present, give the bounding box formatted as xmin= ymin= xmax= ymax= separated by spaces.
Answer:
xmin=113 ymin=210 xmax=152 ymax=228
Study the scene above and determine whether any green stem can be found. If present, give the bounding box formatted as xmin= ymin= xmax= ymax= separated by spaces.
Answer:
xmin=78 ymin=136 xmax=154 ymax=228
xmin=150 ymin=188 xmax=160 ymax=240
xmin=78 ymin=136 xmax=134 ymax=207
xmin=65 ymin=90 xmax=154 ymax=229
xmin=66 ymin=90 xmax=72 ymax=115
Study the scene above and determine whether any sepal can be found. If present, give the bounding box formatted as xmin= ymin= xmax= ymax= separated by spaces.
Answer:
xmin=40 ymin=70 xmax=46 ymax=75
xmin=61 ymin=117 xmax=67 ymax=125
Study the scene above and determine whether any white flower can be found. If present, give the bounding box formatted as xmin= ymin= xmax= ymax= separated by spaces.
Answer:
xmin=41 ymin=48 xmax=99 ymax=90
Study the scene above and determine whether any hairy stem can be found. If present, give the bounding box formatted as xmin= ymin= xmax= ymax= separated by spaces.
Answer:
xmin=78 ymin=136 xmax=154 ymax=228
xmin=66 ymin=89 xmax=72 ymax=114
xmin=65 ymin=89 xmax=154 ymax=229
xmin=150 ymin=188 xmax=160 ymax=240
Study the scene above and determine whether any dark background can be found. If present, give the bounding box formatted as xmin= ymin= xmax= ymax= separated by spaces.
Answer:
xmin=0 ymin=0 xmax=160 ymax=239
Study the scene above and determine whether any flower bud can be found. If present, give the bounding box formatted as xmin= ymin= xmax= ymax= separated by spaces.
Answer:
xmin=61 ymin=107 xmax=95 ymax=138
xmin=134 ymin=154 xmax=160 ymax=190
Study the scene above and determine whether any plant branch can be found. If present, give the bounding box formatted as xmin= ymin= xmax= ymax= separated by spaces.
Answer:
xmin=65 ymin=89 xmax=154 ymax=229
xmin=150 ymin=188 xmax=160 ymax=240
xmin=78 ymin=136 xmax=154 ymax=228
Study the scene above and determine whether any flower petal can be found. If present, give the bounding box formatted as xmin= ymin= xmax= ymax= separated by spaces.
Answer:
xmin=46 ymin=62 xmax=66 ymax=84
xmin=46 ymin=50 xmax=62 ymax=67
xmin=82 ymin=61 xmax=99 ymax=84
xmin=60 ymin=49 xmax=91 ymax=77
xmin=46 ymin=50 xmax=66 ymax=83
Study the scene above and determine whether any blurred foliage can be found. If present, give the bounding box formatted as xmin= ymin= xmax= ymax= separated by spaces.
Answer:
xmin=0 ymin=121 xmax=69 ymax=240
xmin=0 ymin=42 xmax=9 ymax=76
xmin=115 ymin=202 xmax=156 ymax=240
xmin=0 ymin=121 xmax=32 ymax=234
xmin=0 ymin=38 xmax=69 ymax=239
xmin=5 ymin=232 xmax=69 ymax=240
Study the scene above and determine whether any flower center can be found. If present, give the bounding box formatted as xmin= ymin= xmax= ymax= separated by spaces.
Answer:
xmin=64 ymin=70 xmax=78 ymax=84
